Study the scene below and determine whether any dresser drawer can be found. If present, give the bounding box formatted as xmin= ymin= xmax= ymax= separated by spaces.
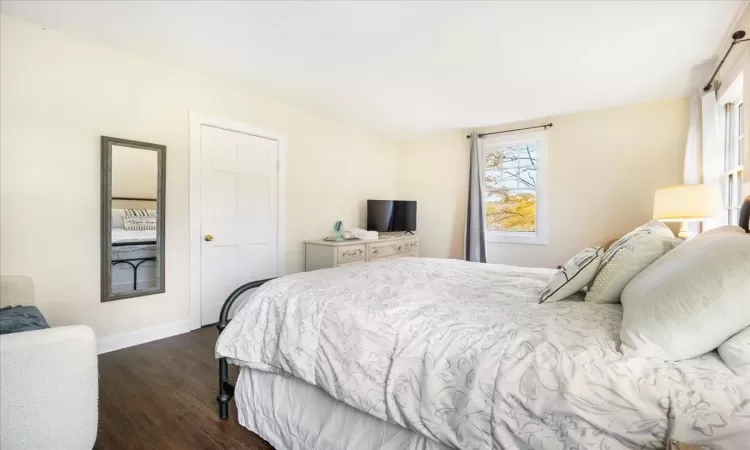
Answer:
xmin=368 ymin=238 xmax=419 ymax=260
xmin=337 ymin=245 xmax=366 ymax=264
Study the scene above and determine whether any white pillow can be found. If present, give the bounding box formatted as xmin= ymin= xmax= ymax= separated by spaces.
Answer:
xmin=620 ymin=232 xmax=750 ymax=360
xmin=586 ymin=230 xmax=667 ymax=304
xmin=122 ymin=217 xmax=156 ymax=231
xmin=634 ymin=219 xmax=676 ymax=238
xmin=701 ymin=225 xmax=747 ymax=236
xmin=718 ymin=327 xmax=750 ymax=377
xmin=661 ymin=237 xmax=683 ymax=254
xmin=539 ymin=247 xmax=603 ymax=303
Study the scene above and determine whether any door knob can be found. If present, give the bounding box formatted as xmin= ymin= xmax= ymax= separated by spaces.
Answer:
xmin=204 ymin=234 xmax=214 ymax=242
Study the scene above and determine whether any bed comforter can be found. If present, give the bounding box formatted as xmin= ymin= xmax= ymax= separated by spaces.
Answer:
xmin=216 ymin=258 xmax=750 ymax=449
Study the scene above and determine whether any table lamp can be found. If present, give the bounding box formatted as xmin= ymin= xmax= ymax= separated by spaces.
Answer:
xmin=653 ymin=184 xmax=719 ymax=240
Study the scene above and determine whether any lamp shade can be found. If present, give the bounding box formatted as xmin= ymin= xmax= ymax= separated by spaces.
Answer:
xmin=653 ymin=184 xmax=719 ymax=222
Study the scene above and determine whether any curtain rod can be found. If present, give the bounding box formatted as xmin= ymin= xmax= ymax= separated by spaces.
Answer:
xmin=703 ymin=30 xmax=750 ymax=92
xmin=466 ymin=123 xmax=553 ymax=139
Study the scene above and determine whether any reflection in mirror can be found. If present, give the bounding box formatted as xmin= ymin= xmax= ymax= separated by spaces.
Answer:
xmin=101 ymin=137 xmax=166 ymax=302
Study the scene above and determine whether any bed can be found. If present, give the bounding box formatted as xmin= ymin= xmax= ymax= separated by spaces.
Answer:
xmin=215 ymin=198 xmax=750 ymax=450
xmin=110 ymin=208 xmax=157 ymax=293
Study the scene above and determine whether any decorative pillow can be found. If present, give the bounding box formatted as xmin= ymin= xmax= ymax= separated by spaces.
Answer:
xmin=540 ymin=247 xmax=603 ymax=303
xmin=586 ymin=233 xmax=665 ymax=304
xmin=620 ymin=232 xmax=750 ymax=360
xmin=123 ymin=209 xmax=156 ymax=218
xmin=661 ymin=237 xmax=683 ymax=254
xmin=634 ymin=219 xmax=676 ymax=238
xmin=718 ymin=327 xmax=750 ymax=376
xmin=0 ymin=306 xmax=50 ymax=335
xmin=122 ymin=217 xmax=156 ymax=231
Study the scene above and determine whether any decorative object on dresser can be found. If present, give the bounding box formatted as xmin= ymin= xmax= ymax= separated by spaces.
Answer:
xmin=652 ymin=184 xmax=719 ymax=240
xmin=304 ymin=234 xmax=419 ymax=271
xmin=331 ymin=220 xmax=345 ymax=241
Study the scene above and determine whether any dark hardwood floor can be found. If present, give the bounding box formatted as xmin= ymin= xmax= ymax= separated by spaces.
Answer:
xmin=95 ymin=326 xmax=274 ymax=450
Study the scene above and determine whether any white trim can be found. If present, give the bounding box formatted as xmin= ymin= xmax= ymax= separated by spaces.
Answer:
xmin=188 ymin=111 xmax=287 ymax=330
xmin=97 ymin=319 xmax=191 ymax=354
xmin=481 ymin=131 xmax=549 ymax=246
xmin=718 ymin=69 xmax=744 ymax=105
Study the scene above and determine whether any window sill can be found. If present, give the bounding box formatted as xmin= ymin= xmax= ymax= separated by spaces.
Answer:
xmin=485 ymin=231 xmax=548 ymax=246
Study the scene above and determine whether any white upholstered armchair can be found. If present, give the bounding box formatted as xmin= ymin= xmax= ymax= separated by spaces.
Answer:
xmin=0 ymin=275 xmax=98 ymax=450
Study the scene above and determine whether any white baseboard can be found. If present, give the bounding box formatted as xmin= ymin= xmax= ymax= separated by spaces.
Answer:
xmin=97 ymin=319 xmax=192 ymax=354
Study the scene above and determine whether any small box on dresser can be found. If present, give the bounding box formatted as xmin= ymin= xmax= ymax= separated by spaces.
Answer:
xmin=303 ymin=235 xmax=419 ymax=271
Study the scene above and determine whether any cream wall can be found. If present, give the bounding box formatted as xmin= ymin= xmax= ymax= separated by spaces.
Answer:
xmin=0 ymin=14 xmax=399 ymax=340
xmin=400 ymin=98 xmax=689 ymax=267
xmin=111 ymin=145 xmax=158 ymax=199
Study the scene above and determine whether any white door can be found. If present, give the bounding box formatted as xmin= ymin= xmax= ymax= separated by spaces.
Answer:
xmin=200 ymin=125 xmax=280 ymax=326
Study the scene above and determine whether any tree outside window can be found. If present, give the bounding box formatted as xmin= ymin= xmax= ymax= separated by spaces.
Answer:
xmin=484 ymin=141 xmax=538 ymax=232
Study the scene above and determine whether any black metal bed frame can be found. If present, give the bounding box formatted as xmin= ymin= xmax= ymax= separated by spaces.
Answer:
xmin=111 ymin=257 xmax=157 ymax=291
xmin=216 ymin=277 xmax=276 ymax=420
xmin=214 ymin=198 xmax=750 ymax=421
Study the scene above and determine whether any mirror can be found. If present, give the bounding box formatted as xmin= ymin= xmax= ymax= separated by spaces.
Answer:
xmin=101 ymin=136 xmax=166 ymax=302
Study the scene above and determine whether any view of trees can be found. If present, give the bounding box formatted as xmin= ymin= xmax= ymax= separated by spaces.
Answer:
xmin=484 ymin=142 xmax=537 ymax=232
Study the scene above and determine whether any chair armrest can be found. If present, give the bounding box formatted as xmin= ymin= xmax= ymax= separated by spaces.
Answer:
xmin=0 ymin=326 xmax=98 ymax=450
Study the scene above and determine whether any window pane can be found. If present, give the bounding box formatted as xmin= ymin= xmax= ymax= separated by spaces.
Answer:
xmin=740 ymin=138 xmax=745 ymax=166
xmin=485 ymin=149 xmax=504 ymax=171
xmin=484 ymin=139 xmax=539 ymax=233
xmin=729 ymin=173 xmax=735 ymax=208
xmin=739 ymin=103 xmax=744 ymax=137
xmin=501 ymin=148 xmax=520 ymax=169
xmin=485 ymin=190 xmax=536 ymax=232
xmin=726 ymin=104 xmax=734 ymax=171
xmin=517 ymin=143 xmax=538 ymax=166
xmin=737 ymin=170 xmax=744 ymax=206
xmin=518 ymin=167 xmax=537 ymax=187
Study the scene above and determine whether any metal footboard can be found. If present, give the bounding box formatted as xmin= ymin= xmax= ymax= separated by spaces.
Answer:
xmin=216 ymin=278 xmax=276 ymax=420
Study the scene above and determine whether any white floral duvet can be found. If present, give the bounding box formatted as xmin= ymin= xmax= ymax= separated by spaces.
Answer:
xmin=216 ymin=258 xmax=750 ymax=450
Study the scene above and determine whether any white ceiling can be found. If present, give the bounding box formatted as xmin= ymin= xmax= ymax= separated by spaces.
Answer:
xmin=1 ymin=1 xmax=745 ymax=135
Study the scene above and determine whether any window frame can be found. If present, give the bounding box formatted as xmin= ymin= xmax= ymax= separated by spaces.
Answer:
xmin=721 ymin=99 xmax=745 ymax=226
xmin=481 ymin=131 xmax=549 ymax=245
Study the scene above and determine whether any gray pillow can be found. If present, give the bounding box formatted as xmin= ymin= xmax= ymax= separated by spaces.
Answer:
xmin=0 ymin=306 xmax=50 ymax=335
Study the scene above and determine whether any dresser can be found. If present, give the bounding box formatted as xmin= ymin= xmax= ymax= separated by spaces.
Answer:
xmin=303 ymin=234 xmax=419 ymax=271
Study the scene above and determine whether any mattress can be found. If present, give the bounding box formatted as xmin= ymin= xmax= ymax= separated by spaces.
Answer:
xmin=111 ymin=228 xmax=156 ymax=244
xmin=217 ymin=258 xmax=750 ymax=449
xmin=236 ymin=368 xmax=450 ymax=450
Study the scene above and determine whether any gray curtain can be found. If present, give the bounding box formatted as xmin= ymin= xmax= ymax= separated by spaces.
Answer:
xmin=465 ymin=133 xmax=487 ymax=262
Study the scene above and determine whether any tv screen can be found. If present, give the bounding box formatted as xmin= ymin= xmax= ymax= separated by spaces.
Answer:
xmin=367 ymin=200 xmax=417 ymax=232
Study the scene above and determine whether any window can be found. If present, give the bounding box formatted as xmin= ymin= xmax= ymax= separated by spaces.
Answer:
xmin=723 ymin=101 xmax=744 ymax=225
xmin=482 ymin=132 xmax=548 ymax=245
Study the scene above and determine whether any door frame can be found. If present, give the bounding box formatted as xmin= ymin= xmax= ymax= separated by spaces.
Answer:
xmin=188 ymin=111 xmax=287 ymax=330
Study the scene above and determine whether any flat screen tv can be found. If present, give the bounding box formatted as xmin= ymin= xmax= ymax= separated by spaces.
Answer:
xmin=367 ymin=200 xmax=417 ymax=233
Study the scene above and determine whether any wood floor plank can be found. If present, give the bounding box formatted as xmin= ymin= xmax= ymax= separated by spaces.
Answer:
xmin=177 ymin=391 xmax=272 ymax=450
xmin=94 ymin=393 xmax=156 ymax=450
xmin=97 ymin=326 xmax=273 ymax=449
